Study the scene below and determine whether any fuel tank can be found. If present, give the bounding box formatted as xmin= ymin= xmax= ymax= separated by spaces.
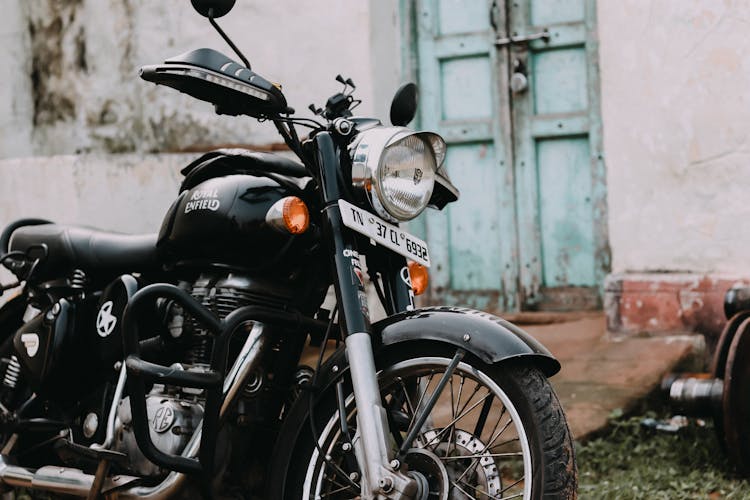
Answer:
xmin=157 ymin=174 xmax=313 ymax=272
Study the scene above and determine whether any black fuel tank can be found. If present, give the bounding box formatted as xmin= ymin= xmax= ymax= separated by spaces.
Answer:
xmin=158 ymin=174 xmax=308 ymax=270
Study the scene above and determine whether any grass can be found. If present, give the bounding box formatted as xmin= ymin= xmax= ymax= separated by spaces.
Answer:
xmin=577 ymin=408 xmax=750 ymax=499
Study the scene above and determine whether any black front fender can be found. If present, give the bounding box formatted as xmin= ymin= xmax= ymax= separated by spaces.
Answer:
xmin=374 ymin=306 xmax=560 ymax=376
xmin=267 ymin=306 xmax=560 ymax=494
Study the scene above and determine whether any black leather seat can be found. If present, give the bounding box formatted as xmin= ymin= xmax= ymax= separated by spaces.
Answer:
xmin=9 ymin=224 xmax=158 ymax=278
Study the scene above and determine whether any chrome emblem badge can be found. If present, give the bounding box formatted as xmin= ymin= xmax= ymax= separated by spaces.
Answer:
xmin=96 ymin=301 xmax=117 ymax=338
xmin=20 ymin=333 xmax=39 ymax=358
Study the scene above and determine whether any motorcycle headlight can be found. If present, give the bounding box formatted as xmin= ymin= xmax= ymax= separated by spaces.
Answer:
xmin=350 ymin=126 xmax=446 ymax=222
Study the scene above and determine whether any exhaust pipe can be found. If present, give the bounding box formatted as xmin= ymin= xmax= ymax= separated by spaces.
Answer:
xmin=0 ymin=457 xmax=139 ymax=496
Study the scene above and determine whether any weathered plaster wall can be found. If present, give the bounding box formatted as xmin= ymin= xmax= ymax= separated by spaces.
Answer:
xmin=0 ymin=0 xmax=378 ymax=158
xmin=598 ymin=0 xmax=750 ymax=275
xmin=0 ymin=154 xmax=192 ymax=233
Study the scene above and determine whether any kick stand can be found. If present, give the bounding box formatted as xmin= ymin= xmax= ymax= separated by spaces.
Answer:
xmin=86 ymin=458 xmax=111 ymax=500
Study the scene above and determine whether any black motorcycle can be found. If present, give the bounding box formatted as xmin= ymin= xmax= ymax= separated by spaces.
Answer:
xmin=0 ymin=1 xmax=576 ymax=498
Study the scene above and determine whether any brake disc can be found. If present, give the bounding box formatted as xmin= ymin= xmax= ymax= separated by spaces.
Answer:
xmin=421 ymin=429 xmax=502 ymax=499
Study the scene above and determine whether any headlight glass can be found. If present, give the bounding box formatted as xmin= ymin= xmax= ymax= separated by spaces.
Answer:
xmin=351 ymin=127 xmax=445 ymax=222
xmin=377 ymin=135 xmax=436 ymax=220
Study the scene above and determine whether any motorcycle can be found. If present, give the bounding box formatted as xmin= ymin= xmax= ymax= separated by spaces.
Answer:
xmin=0 ymin=0 xmax=577 ymax=498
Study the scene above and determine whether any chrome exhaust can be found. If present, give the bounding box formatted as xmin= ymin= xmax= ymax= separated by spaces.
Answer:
xmin=0 ymin=457 xmax=139 ymax=496
xmin=0 ymin=322 xmax=266 ymax=498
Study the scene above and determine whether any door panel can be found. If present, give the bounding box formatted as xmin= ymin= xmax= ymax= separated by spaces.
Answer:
xmin=445 ymin=143 xmax=504 ymax=290
xmin=510 ymin=0 xmax=607 ymax=310
xmin=530 ymin=0 xmax=585 ymax=26
xmin=416 ymin=0 xmax=518 ymax=311
xmin=437 ymin=0 xmax=490 ymax=34
xmin=536 ymin=137 xmax=596 ymax=287
xmin=412 ymin=0 xmax=607 ymax=311
xmin=440 ymin=57 xmax=493 ymax=120
xmin=533 ymin=49 xmax=589 ymax=114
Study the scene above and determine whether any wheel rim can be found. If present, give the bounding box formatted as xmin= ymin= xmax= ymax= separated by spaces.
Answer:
xmin=303 ymin=357 xmax=533 ymax=500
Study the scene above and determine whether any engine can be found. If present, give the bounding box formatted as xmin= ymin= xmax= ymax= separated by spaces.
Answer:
xmin=110 ymin=271 xmax=296 ymax=476
xmin=116 ymin=384 xmax=204 ymax=476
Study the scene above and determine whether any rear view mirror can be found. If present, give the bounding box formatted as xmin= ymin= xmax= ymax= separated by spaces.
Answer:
xmin=191 ymin=0 xmax=236 ymax=18
xmin=390 ymin=83 xmax=419 ymax=127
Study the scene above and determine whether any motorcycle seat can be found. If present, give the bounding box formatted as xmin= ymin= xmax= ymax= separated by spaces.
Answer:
xmin=8 ymin=224 xmax=158 ymax=279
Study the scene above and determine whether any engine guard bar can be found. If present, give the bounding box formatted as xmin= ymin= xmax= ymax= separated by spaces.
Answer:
xmin=121 ymin=283 xmax=329 ymax=476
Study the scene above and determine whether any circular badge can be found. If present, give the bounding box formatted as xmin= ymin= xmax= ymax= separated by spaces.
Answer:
xmin=152 ymin=405 xmax=175 ymax=433
xmin=96 ymin=301 xmax=118 ymax=338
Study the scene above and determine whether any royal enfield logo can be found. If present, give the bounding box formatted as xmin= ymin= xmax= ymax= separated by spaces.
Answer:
xmin=96 ymin=301 xmax=118 ymax=338
xmin=413 ymin=168 xmax=423 ymax=185
xmin=20 ymin=333 xmax=39 ymax=358
xmin=152 ymin=405 xmax=175 ymax=433
xmin=184 ymin=188 xmax=221 ymax=213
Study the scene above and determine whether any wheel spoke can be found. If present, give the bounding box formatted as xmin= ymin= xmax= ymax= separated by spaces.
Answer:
xmin=456 ymin=478 xmax=510 ymax=500
xmin=455 ymin=381 xmax=482 ymax=418
xmin=422 ymin=390 xmax=493 ymax=450
xmin=473 ymin=392 xmax=495 ymax=438
xmin=407 ymin=372 xmax=435 ymax=443
xmin=447 ymin=373 xmax=457 ymax=454
xmin=498 ymin=476 xmax=525 ymax=496
xmin=323 ymin=472 xmax=360 ymax=495
xmin=453 ymin=414 xmax=514 ymax=485
xmin=305 ymin=357 xmax=547 ymax=500
xmin=397 ymin=377 xmax=417 ymax=420
xmin=451 ymin=481 xmax=479 ymax=500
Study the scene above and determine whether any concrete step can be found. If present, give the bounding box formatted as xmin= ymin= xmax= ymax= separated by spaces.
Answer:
xmin=521 ymin=314 xmax=702 ymax=440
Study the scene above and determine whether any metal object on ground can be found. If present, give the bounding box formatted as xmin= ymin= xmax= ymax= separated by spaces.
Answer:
xmin=721 ymin=317 xmax=750 ymax=474
xmin=713 ymin=311 xmax=750 ymax=378
xmin=664 ymin=313 xmax=750 ymax=476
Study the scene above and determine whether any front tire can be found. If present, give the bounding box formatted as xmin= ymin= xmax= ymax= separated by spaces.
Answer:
xmin=283 ymin=343 xmax=577 ymax=499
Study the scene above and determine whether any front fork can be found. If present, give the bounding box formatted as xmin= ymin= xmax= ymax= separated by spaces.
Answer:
xmin=315 ymin=132 xmax=416 ymax=499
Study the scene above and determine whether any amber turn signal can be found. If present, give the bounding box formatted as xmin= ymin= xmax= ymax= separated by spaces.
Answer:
xmin=265 ymin=196 xmax=310 ymax=234
xmin=408 ymin=261 xmax=429 ymax=296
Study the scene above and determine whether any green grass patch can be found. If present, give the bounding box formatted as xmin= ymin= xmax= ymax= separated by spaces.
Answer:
xmin=577 ymin=411 xmax=750 ymax=499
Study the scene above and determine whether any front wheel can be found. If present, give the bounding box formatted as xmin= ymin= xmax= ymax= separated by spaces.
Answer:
xmin=284 ymin=343 xmax=577 ymax=499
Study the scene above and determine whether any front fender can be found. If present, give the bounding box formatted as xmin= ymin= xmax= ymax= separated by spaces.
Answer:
xmin=266 ymin=306 xmax=559 ymax=494
xmin=374 ymin=306 xmax=560 ymax=376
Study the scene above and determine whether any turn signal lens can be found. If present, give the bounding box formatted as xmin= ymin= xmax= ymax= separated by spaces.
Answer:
xmin=408 ymin=261 xmax=429 ymax=296
xmin=266 ymin=196 xmax=310 ymax=234
xmin=282 ymin=197 xmax=309 ymax=234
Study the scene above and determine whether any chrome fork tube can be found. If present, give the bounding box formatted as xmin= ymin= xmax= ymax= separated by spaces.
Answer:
xmin=314 ymin=131 xmax=414 ymax=498
xmin=346 ymin=332 xmax=393 ymax=495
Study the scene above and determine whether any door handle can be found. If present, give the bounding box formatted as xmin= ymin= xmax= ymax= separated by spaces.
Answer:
xmin=495 ymin=29 xmax=550 ymax=47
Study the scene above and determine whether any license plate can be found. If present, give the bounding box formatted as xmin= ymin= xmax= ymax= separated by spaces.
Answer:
xmin=338 ymin=200 xmax=430 ymax=268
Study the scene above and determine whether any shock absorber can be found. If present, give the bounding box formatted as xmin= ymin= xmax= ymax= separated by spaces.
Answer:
xmin=2 ymin=356 xmax=20 ymax=389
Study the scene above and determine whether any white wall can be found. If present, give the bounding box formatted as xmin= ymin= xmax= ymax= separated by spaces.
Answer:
xmin=0 ymin=0 xmax=378 ymax=158
xmin=0 ymin=154 xmax=191 ymax=234
xmin=598 ymin=0 xmax=750 ymax=275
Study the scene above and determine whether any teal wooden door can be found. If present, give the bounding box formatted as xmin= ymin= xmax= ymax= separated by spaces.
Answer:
xmin=411 ymin=0 xmax=608 ymax=311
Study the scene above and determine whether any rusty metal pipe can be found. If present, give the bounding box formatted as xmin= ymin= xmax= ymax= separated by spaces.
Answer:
xmin=666 ymin=375 xmax=723 ymax=417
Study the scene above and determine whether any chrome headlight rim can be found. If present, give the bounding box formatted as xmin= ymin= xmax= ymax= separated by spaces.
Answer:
xmin=350 ymin=126 xmax=446 ymax=222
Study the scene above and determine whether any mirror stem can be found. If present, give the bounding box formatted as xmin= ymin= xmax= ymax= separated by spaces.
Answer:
xmin=208 ymin=8 xmax=251 ymax=69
